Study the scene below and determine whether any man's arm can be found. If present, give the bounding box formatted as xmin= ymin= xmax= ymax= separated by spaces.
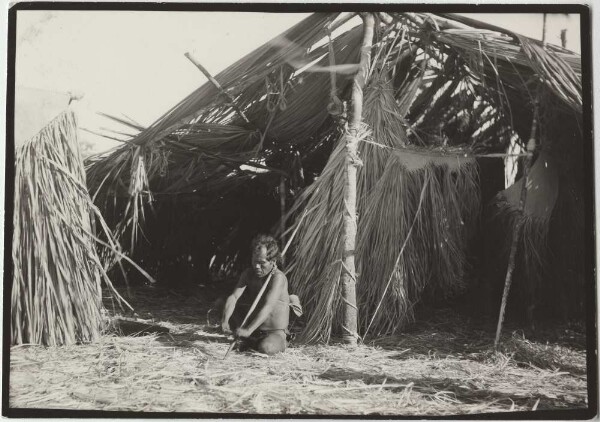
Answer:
xmin=238 ymin=273 xmax=285 ymax=336
xmin=221 ymin=272 xmax=247 ymax=333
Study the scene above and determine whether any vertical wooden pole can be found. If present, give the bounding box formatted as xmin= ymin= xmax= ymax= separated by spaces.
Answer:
xmin=542 ymin=14 xmax=547 ymax=46
xmin=340 ymin=13 xmax=375 ymax=346
xmin=279 ymin=175 xmax=286 ymax=267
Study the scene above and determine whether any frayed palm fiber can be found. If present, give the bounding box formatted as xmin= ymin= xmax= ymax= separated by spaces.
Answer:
xmin=358 ymin=150 xmax=479 ymax=337
xmin=489 ymin=152 xmax=559 ymax=288
xmin=430 ymin=19 xmax=581 ymax=115
xmin=358 ymin=73 xmax=407 ymax=199
xmin=87 ymin=123 xmax=260 ymax=198
xmin=12 ymin=111 xmax=126 ymax=346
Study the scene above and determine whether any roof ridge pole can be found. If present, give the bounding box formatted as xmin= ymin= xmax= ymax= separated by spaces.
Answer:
xmin=340 ymin=12 xmax=375 ymax=346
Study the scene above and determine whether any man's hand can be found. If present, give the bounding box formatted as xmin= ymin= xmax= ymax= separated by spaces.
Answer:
xmin=221 ymin=321 xmax=232 ymax=334
xmin=234 ymin=328 xmax=251 ymax=339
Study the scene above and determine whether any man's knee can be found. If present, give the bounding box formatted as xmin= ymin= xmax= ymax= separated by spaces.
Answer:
xmin=257 ymin=334 xmax=286 ymax=355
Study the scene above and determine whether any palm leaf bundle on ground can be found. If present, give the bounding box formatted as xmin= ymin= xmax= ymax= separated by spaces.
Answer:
xmin=12 ymin=110 xmax=130 ymax=346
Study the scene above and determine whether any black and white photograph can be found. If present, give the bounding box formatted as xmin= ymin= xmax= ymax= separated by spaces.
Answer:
xmin=3 ymin=2 xmax=596 ymax=418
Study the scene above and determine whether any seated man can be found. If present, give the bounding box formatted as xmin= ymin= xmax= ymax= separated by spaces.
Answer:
xmin=221 ymin=234 xmax=289 ymax=355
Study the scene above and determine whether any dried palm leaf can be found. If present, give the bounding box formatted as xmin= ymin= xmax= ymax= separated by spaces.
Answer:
xmin=357 ymin=148 xmax=479 ymax=336
xmin=12 ymin=111 xmax=135 ymax=346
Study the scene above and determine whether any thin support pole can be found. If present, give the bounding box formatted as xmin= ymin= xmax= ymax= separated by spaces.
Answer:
xmin=494 ymin=98 xmax=539 ymax=349
xmin=279 ymin=175 xmax=286 ymax=266
xmin=184 ymin=52 xmax=250 ymax=124
xmin=340 ymin=12 xmax=375 ymax=346
xmin=542 ymin=14 xmax=547 ymax=47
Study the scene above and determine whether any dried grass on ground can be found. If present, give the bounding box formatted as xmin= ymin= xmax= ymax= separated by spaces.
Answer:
xmin=9 ymin=287 xmax=588 ymax=415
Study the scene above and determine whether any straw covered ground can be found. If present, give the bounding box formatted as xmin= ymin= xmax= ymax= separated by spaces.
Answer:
xmin=9 ymin=286 xmax=588 ymax=416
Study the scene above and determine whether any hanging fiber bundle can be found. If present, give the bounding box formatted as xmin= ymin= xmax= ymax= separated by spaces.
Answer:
xmin=359 ymin=73 xmax=408 ymax=199
xmin=12 ymin=110 xmax=128 ymax=346
xmin=357 ymin=148 xmax=479 ymax=336
xmin=286 ymin=140 xmax=479 ymax=342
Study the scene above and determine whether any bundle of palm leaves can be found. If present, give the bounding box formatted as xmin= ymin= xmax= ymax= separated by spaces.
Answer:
xmin=358 ymin=148 xmax=479 ymax=337
xmin=12 ymin=110 xmax=131 ymax=346
xmin=359 ymin=72 xmax=408 ymax=197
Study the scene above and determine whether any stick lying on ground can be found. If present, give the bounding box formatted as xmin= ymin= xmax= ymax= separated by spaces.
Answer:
xmin=223 ymin=208 xmax=311 ymax=359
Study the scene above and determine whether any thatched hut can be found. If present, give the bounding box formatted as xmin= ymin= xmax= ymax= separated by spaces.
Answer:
xmin=86 ymin=12 xmax=586 ymax=344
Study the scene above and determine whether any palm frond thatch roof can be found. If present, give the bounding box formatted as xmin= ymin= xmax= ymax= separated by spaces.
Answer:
xmin=88 ymin=11 xmax=581 ymax=196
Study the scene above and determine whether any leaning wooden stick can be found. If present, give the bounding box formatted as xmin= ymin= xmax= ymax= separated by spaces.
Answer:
xmin=223 ymin=208 xmax=311 ymax=359
xmin=223 ymin=270 xmax=275 ymax=359
xmin=494 ymin=98 xmax=539 ymax=349
xmin=184 ymin=52 xmax=250 ymax=124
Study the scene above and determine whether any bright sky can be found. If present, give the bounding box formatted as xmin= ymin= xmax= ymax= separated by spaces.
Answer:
xmin=16 ymin=11 xmax=312 ymax=152
xmin=15 ymin=11 xmax=582 ymax=154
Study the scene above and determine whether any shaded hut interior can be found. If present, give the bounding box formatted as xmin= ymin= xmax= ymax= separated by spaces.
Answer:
xmin=85 ymin=12 xmax=587 ymax=342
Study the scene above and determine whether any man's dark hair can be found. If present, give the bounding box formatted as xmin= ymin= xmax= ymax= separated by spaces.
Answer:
xmin=251 ymin=234 xmax=281 ymax=264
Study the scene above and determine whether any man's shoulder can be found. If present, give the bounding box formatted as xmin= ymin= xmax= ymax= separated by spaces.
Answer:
xmin=272 ymin=268 xmax=288 ymax=283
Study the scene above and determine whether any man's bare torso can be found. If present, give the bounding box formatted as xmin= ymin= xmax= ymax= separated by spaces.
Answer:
xmin=241 ymin=268 xmax=289 ymax=331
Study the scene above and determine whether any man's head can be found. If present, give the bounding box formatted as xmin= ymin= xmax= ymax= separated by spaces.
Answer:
xmin=251 ymin=234 xmax=281 ymax=278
